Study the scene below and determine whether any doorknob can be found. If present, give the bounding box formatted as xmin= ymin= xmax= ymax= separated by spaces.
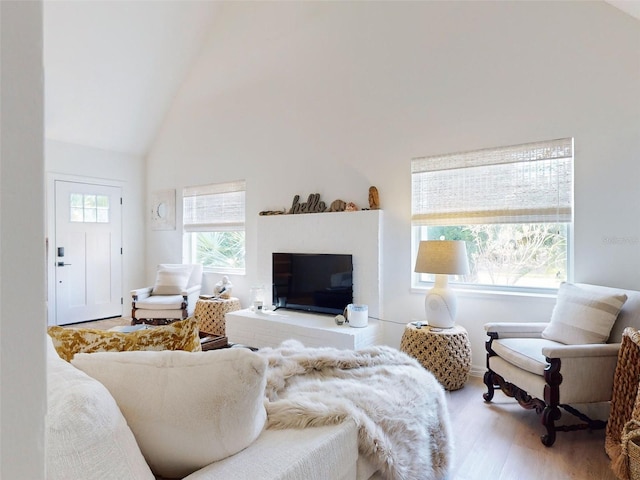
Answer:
xmin=57 ymin=262 xmax=72 ymax=267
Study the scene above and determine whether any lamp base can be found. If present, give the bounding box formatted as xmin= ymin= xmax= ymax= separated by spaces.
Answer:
xmin=424 ymin=274 xmax=457 ymax=329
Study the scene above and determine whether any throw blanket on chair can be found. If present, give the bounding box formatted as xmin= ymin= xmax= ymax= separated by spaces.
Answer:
xmin=257 ymin=340 xmax=453 ymax=480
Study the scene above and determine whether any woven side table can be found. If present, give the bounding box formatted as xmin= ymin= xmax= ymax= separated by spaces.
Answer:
xmin=194 ymin=297 xmax=241 ymax=336
xmin=400 ymin=323 xmax=471 ymax=391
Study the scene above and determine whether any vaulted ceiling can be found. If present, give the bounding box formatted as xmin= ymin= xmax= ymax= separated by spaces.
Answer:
xmin=42 ymin=0 xmax=640 ymax=158
xmin=43 ymin=1 xmax=219 ymax=156
xmin=607 ymin=0 xmax=640 ymax=20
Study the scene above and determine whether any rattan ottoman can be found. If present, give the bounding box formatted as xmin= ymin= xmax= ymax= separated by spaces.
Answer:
xmin=194 ymin=297 xmax=241 ymax=336
xmin=400 ymin=323 xmax=471 ymax=391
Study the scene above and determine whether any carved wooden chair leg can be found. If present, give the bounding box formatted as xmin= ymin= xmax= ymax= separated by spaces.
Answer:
xmin=483 ymin=333 xmax=499 ymax=402
xmin=483 ymin=370 xmax=495 ymax=402
xmin=541 ymin=404 xmax=561 ymax=446
xmin=541 ymin=357 xmax=562 ymax=447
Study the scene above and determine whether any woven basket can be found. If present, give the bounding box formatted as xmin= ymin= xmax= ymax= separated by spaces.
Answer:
xmin=629 ymin=438 xmax=640 ymax=480
xmin=615 ymin=419 xmax=640 ymax=480
xmin=607 ymin=328 xmax=640 ymax=460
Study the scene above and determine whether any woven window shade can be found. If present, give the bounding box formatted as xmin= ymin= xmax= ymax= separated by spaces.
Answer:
xmin=411 ymin=138 xmax=573 ymax=226
xmin=183 ymin=180 xmax=246 ymax=232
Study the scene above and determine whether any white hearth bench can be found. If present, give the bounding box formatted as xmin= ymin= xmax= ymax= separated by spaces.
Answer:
xmin=227 ymin=308 xmax=383 ymax=349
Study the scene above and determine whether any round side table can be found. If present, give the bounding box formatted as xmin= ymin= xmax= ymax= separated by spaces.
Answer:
xmin=400 ymin=323 xmax=471 ymax=391
xmin=193 ymin=297 xmax=241 ymax=336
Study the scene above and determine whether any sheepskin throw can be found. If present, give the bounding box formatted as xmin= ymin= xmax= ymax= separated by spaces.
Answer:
xmin=257 ymin=340 xmax=453 ymax=480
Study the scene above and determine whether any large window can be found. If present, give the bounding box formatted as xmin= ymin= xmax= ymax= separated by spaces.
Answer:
xmin=183 ymin=180 xmax=246 ymax=273
xmin=411 ymin=138 xmax=573 ymax=291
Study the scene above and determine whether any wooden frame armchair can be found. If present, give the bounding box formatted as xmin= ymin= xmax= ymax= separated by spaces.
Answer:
xmin=131 ymin=264 xmax=203 ymax=325
xmin=483 ymin=283 xmax=640 ymax=447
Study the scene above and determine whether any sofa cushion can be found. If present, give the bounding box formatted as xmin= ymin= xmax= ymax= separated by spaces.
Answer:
xmin=47 ymin=317 xmax=202 ymax=362
xmin=71 ymin=348 xmax=268 ymax=479
xmin=492 ymin=338 xmax=564 ymax=376
xmin=152 ymin=264 xmax=192 ymax=295
xmin=182 ymin=421 xmax=359 ymax=480
xmin=542 ymin=282 xmax=628 ymax=345
xmin=134 ymin=294 xmax=185 ymax=310
xmin=45 ymin=336 xmax=155 ymax=480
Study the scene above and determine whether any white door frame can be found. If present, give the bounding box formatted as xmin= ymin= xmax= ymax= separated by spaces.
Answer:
xmin=46 ymin=173 xmax=125 ymax=325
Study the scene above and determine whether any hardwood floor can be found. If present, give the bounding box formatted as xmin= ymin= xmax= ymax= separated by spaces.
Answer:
xmin=63 ymin=318 xmax=617 ymax=479
xmin=65 ymin=316 xmax=131 ymax=330
xmin=448 ymin=376 xmax=617 ymax=480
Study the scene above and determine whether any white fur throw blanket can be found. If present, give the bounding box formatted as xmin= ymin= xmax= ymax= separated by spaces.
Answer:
xmin=257 ymin=340 xmax=453 ymax=480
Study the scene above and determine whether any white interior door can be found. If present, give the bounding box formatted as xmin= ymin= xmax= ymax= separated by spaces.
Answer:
xmin=54 ymin=180 xmax=122 ymax=325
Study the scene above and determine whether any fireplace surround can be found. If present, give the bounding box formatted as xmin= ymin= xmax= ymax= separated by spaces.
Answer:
xmin=256 ymin=209 xmax=383 ymax=319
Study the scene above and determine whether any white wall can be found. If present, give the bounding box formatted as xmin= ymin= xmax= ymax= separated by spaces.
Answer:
xmin=145 ymin=1 xmax=640 ymax=373
xmin=256 ymin=210 xmax=382 ymax=317
xmin=0 ymin=1 xmax=46 ymax=477
xmin=45 ymin=140 xmax=147 ymax=318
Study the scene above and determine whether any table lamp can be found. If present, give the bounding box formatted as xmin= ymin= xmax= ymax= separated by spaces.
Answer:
xmin=414 ymin=240 xmax=469 ymax=328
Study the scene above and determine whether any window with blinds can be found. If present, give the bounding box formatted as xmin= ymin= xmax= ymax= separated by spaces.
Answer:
xmin=411 ymin=138 xmax=573 ymax=290
xmin=183 ymin=180 xmax=246 ymax=273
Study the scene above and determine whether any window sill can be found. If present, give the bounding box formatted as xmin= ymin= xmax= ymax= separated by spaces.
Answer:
xmin=411 ymin=285 xmax=558 ymax=302
xmin=203 ymin=267 xmax=246 ymax=276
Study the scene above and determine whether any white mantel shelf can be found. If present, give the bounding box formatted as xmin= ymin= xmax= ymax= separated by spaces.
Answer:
xmin=226 ymin=308 xmax=383 ymax=350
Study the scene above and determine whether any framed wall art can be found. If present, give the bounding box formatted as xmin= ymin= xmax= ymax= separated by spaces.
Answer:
xmin=150 ymin=189 xmax=176 ymax=230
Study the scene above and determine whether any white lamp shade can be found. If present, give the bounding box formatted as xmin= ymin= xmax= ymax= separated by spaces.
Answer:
xmin=414 ymin=240 xmax=469 ymax=275
xmin=414 ymin=240 xmax=469 ymax=328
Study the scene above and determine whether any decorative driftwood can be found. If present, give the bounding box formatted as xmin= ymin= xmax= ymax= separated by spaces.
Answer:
xmin=289 ymin=193 xmax=327 ymax=214
xmin=262 ymin=187 xmax=382 ymax=216
xmin=259 ymin=209 xmax=286 ymax=216
xmin=369 ymin=186 xmax=380 ymax=210
xmin=329 ymin=199 xmax=346 ymax=212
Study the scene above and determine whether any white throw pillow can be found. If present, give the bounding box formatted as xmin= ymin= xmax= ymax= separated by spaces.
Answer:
xmin=542 ymin=282 xmax=628 ymax=345
xmin=46 ymin=337 xmax=154 ymax=480
xmin=72 ymin=349 xmax=268 ymax=479
xmin=152 ymin=264 xmax=193 ymax=295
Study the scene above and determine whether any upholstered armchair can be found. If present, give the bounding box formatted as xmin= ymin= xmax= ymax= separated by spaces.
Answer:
xmin=483 ymin=282 xmax=640 ymax=447
xmin=131 ymin=264 xmax=203 ymax=325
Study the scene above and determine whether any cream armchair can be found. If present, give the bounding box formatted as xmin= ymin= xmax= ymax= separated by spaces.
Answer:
xmin=483 ymin=283 xmax=640 ymax=447
xmin=131 ymin=264 xmax=203 ymax=325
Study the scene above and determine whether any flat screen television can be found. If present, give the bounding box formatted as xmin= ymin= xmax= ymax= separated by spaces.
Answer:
xmin=272 ymin=252 xmax=353 ymax=315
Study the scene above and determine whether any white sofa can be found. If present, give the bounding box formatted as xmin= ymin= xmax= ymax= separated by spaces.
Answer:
xmin=183 ymin=426 xmax=378 ymax=480
xmin=45 ymin=335 xmax=380 ymax=480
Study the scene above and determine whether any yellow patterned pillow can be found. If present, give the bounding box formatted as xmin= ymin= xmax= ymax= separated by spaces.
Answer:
xmin=48 ymin=318 xmax=202 ymax=362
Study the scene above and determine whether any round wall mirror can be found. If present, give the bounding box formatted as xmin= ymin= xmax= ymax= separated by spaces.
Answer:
xmin=156 ymin=202 xmax=167 ymax=219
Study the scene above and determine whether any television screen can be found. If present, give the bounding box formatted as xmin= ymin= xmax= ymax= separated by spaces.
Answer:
xmin=272 ymin=253 xmax=353 ymax=315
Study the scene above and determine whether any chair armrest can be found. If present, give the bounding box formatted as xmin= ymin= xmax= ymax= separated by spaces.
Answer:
xmin=542 ymin=342 xmax=621 ymax=359
xmin=484 ymin=322 xmax=548 ymax=338
xmin=182 ymin=284 xmax=202 ymax=297
xmin=131 ymin=287 xmax=153 ymax=300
